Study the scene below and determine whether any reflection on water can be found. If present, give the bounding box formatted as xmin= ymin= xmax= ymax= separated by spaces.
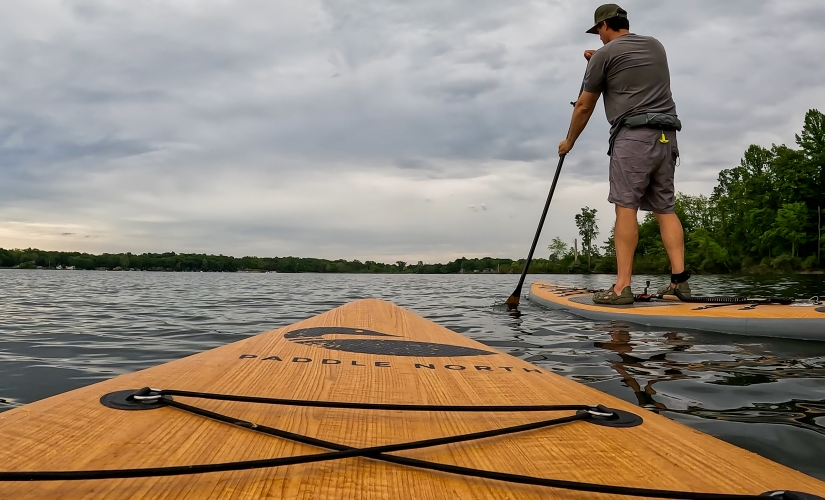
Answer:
xmin=593 ymin=329 xmax=683 ymax=412
xmin=0 ymin=270 xmax=823 ymax=480
xmin=583 ymin=323 xmax=825 ymax=438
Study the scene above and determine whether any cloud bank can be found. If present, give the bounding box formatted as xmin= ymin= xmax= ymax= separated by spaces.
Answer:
xmin=1 ymin=0 xmax=823 ymax=261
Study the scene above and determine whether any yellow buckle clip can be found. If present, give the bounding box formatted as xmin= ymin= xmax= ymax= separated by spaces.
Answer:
xmin=658 ymin=131 xmax=669 ymax=144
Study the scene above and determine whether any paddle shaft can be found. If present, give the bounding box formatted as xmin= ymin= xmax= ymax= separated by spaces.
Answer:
xmin=506 ymin=71 xmax=586 ymax=308
xmin=506 ymin=154 xmax=566 ymax=307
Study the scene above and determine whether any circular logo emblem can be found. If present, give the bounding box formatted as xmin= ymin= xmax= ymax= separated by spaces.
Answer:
xmin=285 ymin=327 xmax=494 ymax=357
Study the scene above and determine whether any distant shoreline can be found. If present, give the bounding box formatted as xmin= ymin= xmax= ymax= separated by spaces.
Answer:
xmin=2 ymin=248 xmax=822 ymax=275
xmin=1 ymin=265 xmax=822 ymax=277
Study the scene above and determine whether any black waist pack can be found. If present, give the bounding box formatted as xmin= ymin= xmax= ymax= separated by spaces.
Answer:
xmin=608 ymin=113 xmax=682 ymax=155
xmin=624 ymin=113 xmax=682 ymax=131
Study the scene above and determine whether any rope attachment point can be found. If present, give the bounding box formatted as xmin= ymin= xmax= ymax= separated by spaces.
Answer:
xmin=100 ymin=388 xmax=169 ymax=411
xmin=579 ymin=405 xmax=643 ymax=428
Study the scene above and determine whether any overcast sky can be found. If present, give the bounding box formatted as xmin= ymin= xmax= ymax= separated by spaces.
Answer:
xmin=1 ymin=0 xmax=823 ymax=263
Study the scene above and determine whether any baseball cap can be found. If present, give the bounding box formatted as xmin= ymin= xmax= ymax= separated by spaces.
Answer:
xmin=586 ymin=4 xmax=628 ymax=34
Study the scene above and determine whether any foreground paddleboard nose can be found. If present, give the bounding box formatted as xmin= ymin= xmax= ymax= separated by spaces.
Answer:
xmin=1 ymin=298 xmax=823 ymax=498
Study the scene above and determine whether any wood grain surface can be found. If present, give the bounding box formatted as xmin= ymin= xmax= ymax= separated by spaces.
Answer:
xmin=0 ymin=298 xmax=823 ymax=499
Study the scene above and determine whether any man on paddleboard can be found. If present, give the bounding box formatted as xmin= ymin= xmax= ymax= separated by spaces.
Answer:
xmin=557 ymin=4 xmax=690 ymax=305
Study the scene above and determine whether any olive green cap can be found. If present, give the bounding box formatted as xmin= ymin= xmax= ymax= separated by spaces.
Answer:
xmin=586 ymin=4 xmax=628 ymax=34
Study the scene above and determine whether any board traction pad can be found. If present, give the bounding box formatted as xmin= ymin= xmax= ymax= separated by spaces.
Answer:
xmin=568 ymin=295 xmax=674 ymax=309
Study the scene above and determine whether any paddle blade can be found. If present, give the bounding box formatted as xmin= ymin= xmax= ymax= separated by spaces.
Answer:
xmin=505 ymin=293 xmax=520 ymax=310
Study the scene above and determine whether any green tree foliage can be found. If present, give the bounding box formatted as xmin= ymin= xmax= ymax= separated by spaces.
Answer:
xmin=795 ymin=109 xmax=825 ymax=209
xmin=547 ymin=237 xmax=568 ymax=261
xmin=574 ymin=207 xmax=599 ymax=271
xmin=0 ymin=248 xmax=538 ymax=274
xmin=601 ymin=229 xmax=616 ymax=258
xmin=707 ymin=109 xmax=825 ymax=270
xmin=765 ymin=203 xmax=808 ymax=257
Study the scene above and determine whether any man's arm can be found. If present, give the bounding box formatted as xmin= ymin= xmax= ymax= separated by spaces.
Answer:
xmin=558 ymin=90 xmax=600 ymax=156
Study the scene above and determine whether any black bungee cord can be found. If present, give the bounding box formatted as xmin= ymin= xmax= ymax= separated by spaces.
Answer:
xmin=0 ymin=388 xmax=820 ymax=500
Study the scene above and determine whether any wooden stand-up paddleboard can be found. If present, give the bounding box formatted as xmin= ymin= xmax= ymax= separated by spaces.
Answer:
xmin=1 ymin=299 xmax=824 ymax=499
xmin=530 ymin=282 xmax=825 ymax=341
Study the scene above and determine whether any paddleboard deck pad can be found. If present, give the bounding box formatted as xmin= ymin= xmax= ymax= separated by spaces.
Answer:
xmin=1 ymin=299 xmax=824 ymax=499
xmin=530 ymin=282 xmax=825 ymax=341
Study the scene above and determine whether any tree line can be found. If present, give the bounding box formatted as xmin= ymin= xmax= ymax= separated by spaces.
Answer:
xmin=547 ymin=109 xmax=824 ymax=275
xmin=0 ymin=249 xmax=542 ymax=274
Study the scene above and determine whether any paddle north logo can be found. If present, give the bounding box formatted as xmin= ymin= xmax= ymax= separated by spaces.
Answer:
xmin=284 ymin=327 xmax=493 ymax=357
xmin=239 ymin=327 xmax=545 ymax=374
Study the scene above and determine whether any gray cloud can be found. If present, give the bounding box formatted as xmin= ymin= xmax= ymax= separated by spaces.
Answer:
xmin=0 ymin=0 xmax=823 ymax=261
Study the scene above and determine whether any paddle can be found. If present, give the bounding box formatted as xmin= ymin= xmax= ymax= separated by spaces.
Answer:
xmin=505 ymin=153 xmax=567 ymax=310
xmin=505 ymin=70 xmax=588 ymax=310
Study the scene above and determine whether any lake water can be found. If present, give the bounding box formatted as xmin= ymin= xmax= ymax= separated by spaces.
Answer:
xmin=0 ymin=270 xmax=823 ymax=480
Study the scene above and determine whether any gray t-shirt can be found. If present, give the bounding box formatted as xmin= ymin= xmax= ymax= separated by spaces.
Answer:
xmin=583 ymin=34 xmax=677 ymax=135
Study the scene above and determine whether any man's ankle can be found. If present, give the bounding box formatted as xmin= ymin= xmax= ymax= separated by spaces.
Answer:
xmin=671 ymin=270 xmax=690 ymax=284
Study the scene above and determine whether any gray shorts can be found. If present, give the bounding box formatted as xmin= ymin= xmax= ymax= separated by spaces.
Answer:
xmin=608 ymin=127 xmax=679 ymax=213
